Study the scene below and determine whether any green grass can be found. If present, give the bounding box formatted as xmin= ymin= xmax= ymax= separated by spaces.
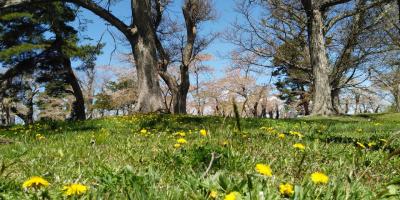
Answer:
xmin=0 ymin=113 xmax=399 ymax=199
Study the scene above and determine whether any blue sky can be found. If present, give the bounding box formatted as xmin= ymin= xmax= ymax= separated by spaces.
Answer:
xmin=74 ymin=0 xmax=239 ymax=79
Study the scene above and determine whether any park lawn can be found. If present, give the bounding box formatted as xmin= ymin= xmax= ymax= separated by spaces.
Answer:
xmin=0 ymin=113 xmax=399 ymax=199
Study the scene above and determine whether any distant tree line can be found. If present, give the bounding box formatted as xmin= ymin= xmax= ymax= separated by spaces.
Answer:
xmin=0 ymin=0 xmax=399 ymax=125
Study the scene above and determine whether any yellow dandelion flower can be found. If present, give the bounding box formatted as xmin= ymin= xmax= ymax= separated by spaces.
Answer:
xmin=278 ymin=133 xmax=285 ymax=139
xmin=289 ymin=131 xmax=303 ymax=138
xmin=22 ymin=176 xmax=50 ymax=189
xmin=266 ymin=127 xmax=277 ymax=134
xmin=279 ymin=183 xmax=294 ymax=197
xmin=311 ymin=172 xmax=329 ymax=184
xmin=224 ymin=191 xmax=240 ymax=200
xmin=140 ymin=129 xmax=147 ymax=134
xmin=255 ymin=163 xmax=272 ymax=177
xmin=63 ymin=183 xmax=88 ymax=196
xmin=200 ymin=129 xmax=207 ymax=136
xmin=293 ymin=143 xmax=305 ymax=150
xmin=177 ymin=138 xmax=187 ymax=144
xmin=368 ymin=142 xmax=376 ymax=148
xmin=35 ymin=134 xmax=45 ymax=140
xmin=356 ymin=142 xmax=366 ymax=149
xmin=222 ymin=140 xmax=229 ymax=146
xmin=174 ymin=143 xmax=181 ymax=148
xmin=210 ymin=190 xmax=218 ymax=198
xmin=175 ymin=131 xmax=186 ymax=137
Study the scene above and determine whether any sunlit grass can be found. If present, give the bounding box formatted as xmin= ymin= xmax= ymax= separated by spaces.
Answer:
xmin=0 ymin=113 xmax=399 ymax=199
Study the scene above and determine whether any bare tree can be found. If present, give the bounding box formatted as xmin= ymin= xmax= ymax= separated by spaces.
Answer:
xmin=227 ymin=0 xmax=390 ymax=116
xmin=365 ymin=1 xmax=400 ymax=112
xmin=156 ymin=0 xmax=216 ymax=114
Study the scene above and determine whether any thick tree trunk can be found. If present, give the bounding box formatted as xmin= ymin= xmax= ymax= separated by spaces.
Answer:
xmin=131 ymin=0 xmax=164 ymax=113
xmin=132 ymin=39 xmax=164 ymax=113
xmin=166 ymin=67 xmax=190 ymax=114
xmin=64 ymin=57 xmax=86 ymax=120
xmin=307 ymin=9 xmax=334 ymax=116
xmin=159 ymin=74 xmax=189 ymax=114
xmin=171 ymin=90 xmax=188 ymax=114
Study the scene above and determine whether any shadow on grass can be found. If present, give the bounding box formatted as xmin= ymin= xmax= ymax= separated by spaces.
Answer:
xmin=31 ymin=120 xmax=101 ymax=135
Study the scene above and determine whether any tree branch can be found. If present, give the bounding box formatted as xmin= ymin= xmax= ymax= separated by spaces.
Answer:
xmin=0 ymin=0 xmax=136 ymax=37
xmin=320 ymin=0 xmax=352 ymax=10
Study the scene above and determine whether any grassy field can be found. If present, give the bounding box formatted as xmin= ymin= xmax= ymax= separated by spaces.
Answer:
xmin=0 ymin=113 xmax=399 ymax=199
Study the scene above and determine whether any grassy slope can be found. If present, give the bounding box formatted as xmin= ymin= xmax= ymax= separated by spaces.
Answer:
xmin=0 ymin=113 xmax=399 ymax=199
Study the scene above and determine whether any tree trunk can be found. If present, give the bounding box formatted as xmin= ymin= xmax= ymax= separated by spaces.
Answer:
xmin=306 ymin=8 xmax=334 ymax=116
xmin=163 ymin=67 xmax=190 ymax=114
xmin=5 ymin=105 xmax=11 ymax=125
xmin=157 ymin=0 xmax=197 ymax=114
xmin=299 ymin=88 xmax=310 ymax=115
xmin=344 ymin=99 xmax=349 ymax=114
xmin=26 ymin=99 xmax=34 ymax=125
xmin=275 ymin=104 xmax=280 ymax=119
xmin=260 ymin=106 xmax=266 ymax=118
xmin=374 ymin=106 xmax=380 ymax=113
xmin=86 ymin=67 xmax=95 ymax=119
xmin=395 ymin=85 xmax=400 ymax=112
xmin=303 ymin=101 xmax=310 ymax=116
xmin=331 ymin=88 xmax=341 ymax=114
xmin=268 ymin=111 xmax=273 ymax=118
xmin=253 ymin=102 xmax=259 ymax=117
xmin=171 ymin=89 xmax=188 ymax=114
xmin=130 ymin=1 xmax=164 ymax=113
xmin=64 ymin=57 xmax=86 ymax=120
xmin=398 ymin=0 xmax=400 ymax=25
xmin=131 ymin=39 xmax=164 ymax=113
xmin=195 ymin=72 xmax=202 ymax=115
xmin=214 ymin=98 xmax=220 ymax=116
xmin=354 ymin=93 xmax=360 ymax=114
